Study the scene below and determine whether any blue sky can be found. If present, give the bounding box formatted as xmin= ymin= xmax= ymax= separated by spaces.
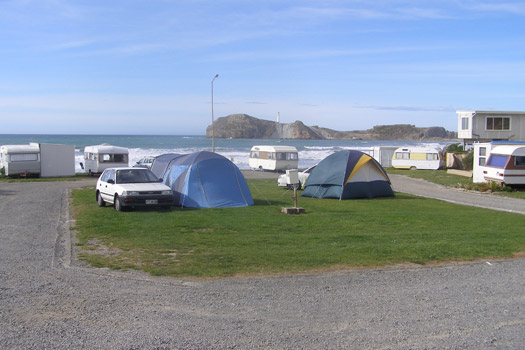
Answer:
xmin=1 ymin=0 xmax=525 ymax=135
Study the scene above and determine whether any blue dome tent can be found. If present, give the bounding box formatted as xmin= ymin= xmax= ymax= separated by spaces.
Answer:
xmin=302 ymin=150 xmax=394 ymax=199
xmin=150 ymin=153 xmax=183 ymax=179
xmin=162 ymin=151 xmax=254 ymax=208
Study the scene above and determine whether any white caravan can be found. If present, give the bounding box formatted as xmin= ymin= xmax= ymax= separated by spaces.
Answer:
xmin=83 ymin=144 xmax=129 ymax=176
xmin=0 ymin=144 xmax=41 ymax=176
xmin=391 ymin=147 xmax=444 ymax=170
xmin=249 ymin=145 xmax=299 ymax=171
xmin=481 ymin=144 xmax=525 ymax=185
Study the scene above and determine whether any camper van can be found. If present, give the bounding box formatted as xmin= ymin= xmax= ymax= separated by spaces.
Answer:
xmin=391 ymin=147 xmax=444 ymax=170
xmin=482 ymin=145 xmax=525 ymax=185
xmin=0 ymin=144 xmax=41 ymax=176
xmin=249 ymin=145 xmax=299 ymax=171
xmin=83 ymin=144 xmax=129 ymax=176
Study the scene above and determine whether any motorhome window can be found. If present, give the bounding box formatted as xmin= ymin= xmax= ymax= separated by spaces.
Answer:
xmin=486 ymin=117 xmax=510 ymax=131
xmin=10 ymin=153 xmax=38 ymax=162
xmin=461 ymin=117 xmax=469 ymax=130
xmin=486 ymin=155 xmax=509 ymax=168
xmin=479 ymin=158 xmax=486 ymax=166
xmin=395 ymin=152 xmax=409 ymax=160
xmin=516 ymin=156 xmax=525 ymax=167
xmin=250 ymin=151 xmax=259 ymax=159
xmin=426 ymin=153 xmax=438 ymax=161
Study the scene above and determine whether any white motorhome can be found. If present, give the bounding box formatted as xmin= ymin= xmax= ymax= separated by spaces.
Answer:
xmin=391 ymin=147 xmax=444 ymax=170
xmin=0 ymin=144 xmax=41 ymax=176
xmin=83 ymin=144 xmax=129 ymax=176
xmin=249 ymin=145 xmax=298 ymax=171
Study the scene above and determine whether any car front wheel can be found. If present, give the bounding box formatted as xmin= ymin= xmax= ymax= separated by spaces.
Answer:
xmin=114 ymin=195 xmax=125 ymax=212
xmin=96 ymin=191 xmax=105 ymax=207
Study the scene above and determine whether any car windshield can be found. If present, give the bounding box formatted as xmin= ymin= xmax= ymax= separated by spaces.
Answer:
xmin=116 ymin=169 xmax=160 ymax=184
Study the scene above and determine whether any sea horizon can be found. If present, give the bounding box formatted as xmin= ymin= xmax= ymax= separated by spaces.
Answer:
xmin=0 ymin=134 xmax=453 ymax=172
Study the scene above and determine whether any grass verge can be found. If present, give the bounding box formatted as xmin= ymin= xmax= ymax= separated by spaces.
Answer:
xmin=386 ymin=168 xmax=525 ymax=199
xmin=72 ymin=179 xmax=525 ymax=278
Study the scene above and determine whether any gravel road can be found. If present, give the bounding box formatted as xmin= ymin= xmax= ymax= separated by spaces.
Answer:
xmin=1 ymin=178 xmax=525 ymax=349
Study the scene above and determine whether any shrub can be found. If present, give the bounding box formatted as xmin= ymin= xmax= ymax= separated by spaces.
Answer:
xmin=446 ymin=143 xmax=464 ymax=152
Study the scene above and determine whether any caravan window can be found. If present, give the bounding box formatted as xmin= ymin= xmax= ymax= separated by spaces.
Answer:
xmin=100 ymin=153 xmax=128 ymax=163
xmin=486 ymin=155 xmax=509 ymax=168
xmin=250 ymin=151 xmax=259 ymax=159
xmin=287 ymin=152 xmax=298 ymax=160
xmin=426 ymin=153 xmax=439 ymax=161
xmin=516 ymin=156 xmax=525 ymax=167
xmin=395 ymin=152 xmax=409 ymax=160
xmin=10 ymin=153 xmax=38 ymax=162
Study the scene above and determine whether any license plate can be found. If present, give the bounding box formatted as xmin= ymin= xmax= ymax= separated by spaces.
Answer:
xmin=145 ymin=199 xmax=158 ymax=205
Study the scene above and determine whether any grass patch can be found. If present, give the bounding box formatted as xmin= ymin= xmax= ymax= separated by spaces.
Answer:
xmin=386 ymin=168 xmax=473 ymax=187
xmin=72 ymin=179 xmax=525 ymax=278
xmin=386 ymin=168 xmax=525 ymax=199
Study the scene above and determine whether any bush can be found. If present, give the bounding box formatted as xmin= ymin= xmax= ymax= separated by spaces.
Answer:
xmin=462 ymin=151 xmax=473 ymax=170
xmin=446 ymin=143 xmax=465 ymax=152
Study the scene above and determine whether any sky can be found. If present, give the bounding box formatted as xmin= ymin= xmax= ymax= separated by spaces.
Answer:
xmin=1 ymin=0 xmax=525 ymax=135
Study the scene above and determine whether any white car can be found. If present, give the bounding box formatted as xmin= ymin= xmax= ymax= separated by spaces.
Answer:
xmin=277 ymin=165 xmax=317 ymax=189
xmin=96 ymin=167 xmax=174 ymax=211
xmin=133 ymin=156 xmax=155 ymax=168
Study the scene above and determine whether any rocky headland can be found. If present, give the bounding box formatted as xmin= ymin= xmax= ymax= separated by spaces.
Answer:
xmin=206 ymin=114 xmax=457 ymax=141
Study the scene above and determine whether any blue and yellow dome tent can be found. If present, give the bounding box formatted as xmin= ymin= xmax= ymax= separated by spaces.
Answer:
xmin=302 ymin=150 xmax=394 ymax=199
xmin=162 ymin=151 xmax=254 ymax=208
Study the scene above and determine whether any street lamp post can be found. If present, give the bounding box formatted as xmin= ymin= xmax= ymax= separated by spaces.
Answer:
xmin=211 ymin=74 xmax=219 ymax=152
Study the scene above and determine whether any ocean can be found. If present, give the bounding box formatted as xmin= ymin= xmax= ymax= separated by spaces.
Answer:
xmin=0 ymin=134 xmax=452 ymax=172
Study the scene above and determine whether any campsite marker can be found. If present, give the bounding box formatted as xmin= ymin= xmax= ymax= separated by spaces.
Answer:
xmin=281 ymin=186 xmax=306 ymax=215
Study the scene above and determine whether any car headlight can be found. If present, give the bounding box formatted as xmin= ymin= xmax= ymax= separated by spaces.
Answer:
xmin=161 ymin=190 xmax=173 ymax=195
xmin=122 ymin=191 xmax=139 ymax=196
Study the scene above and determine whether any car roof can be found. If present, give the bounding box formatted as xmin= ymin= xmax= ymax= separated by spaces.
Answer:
xmin=105 ymin=167 xmax=151 ymax=171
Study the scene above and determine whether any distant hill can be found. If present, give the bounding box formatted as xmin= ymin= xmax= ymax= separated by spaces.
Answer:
xmin=206 ymin=114 xmax=457 ymax=141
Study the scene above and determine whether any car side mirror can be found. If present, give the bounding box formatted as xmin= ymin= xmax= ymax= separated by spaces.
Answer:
xmin=107 ymin=179 xmax=115 ymax=184
xmin=79 ymin=162 xmax=84 ymax=170
xmin=157 ymin=178 xmax=163 ymax=183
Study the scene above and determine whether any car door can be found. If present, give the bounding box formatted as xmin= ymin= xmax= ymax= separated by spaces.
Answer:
xmin=99 ymin=169 xmax=116 ymax=203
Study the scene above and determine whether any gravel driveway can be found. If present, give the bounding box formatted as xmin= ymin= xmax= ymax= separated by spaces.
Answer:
xmin=1 ymin=178 xmax=525 ymax=349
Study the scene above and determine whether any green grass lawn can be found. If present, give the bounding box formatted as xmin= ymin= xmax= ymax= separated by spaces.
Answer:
xmin=386 ymin=168 xmax=525 ymax=199
xmin=386 ymin=168 xmax=473 ymax=186
xmin=72 ymin=179 xmax=525 ymax=278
